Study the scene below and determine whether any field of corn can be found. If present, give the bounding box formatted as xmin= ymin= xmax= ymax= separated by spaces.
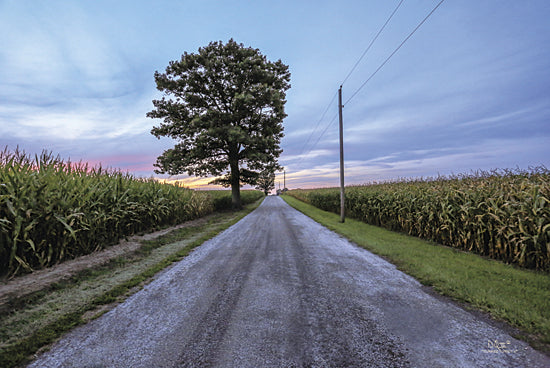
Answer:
xmin=287 ymin=169 xmax=550 ymax=271
xmin=0 ymin=148 xmax=263 ymax=277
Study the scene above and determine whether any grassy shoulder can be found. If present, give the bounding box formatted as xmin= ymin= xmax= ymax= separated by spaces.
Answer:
xmin=282 ymin=195 xmax=550 ymax=353
xmin=0 ymin=197 xmax=264 ymax=368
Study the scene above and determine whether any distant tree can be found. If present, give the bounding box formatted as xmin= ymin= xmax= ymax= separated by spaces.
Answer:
xmin=255 ymin=168 xmax=276 ymax=195
xmin=147 ymin=39 xmax=290 ymax=209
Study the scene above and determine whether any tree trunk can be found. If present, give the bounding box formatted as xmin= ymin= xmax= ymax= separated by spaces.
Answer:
xmin=229 ymin=158 xmax=242 ymax=210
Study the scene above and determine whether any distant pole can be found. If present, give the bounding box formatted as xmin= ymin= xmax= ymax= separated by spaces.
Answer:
xmin=284 ymin=170 xmax=286 ymax=189
xmin=338 ymin=86 xmax=345 ymax=223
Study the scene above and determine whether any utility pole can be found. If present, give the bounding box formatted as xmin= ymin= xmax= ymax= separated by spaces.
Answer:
xmin=338 ymin=86 xmax=345 ymax=223
xmin=283 ymin=170 xmax=286 ymax=190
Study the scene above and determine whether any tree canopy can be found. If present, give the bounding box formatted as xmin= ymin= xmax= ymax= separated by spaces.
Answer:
xmin=147 ymin=39 xmax=290 ymax=208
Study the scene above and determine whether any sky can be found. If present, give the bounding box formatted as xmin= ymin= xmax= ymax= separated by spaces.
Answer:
xmin=1 ymin=0 xmax=549 ymax=189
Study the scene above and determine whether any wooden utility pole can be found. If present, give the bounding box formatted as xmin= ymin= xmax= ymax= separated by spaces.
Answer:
xmin=338 ymin=86 xmax=345 ymax=223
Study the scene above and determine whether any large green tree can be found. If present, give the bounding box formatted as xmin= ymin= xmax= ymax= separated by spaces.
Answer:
xmin=147 ymin=39 xmax=291 ymax=208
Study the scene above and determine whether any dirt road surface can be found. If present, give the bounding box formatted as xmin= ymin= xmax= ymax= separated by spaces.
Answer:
xmin=28 ymin=196 xmax=549 ymax=367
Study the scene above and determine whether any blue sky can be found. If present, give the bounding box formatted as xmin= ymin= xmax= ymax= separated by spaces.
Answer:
xmin=1 ymin=0 xmax=549 ymax=189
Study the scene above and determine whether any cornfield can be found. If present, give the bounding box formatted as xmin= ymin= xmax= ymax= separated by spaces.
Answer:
xmin=0 ymin=148 xmax=263 ymax=277
xmin=288 ymin=169 xmax=550 ymax=271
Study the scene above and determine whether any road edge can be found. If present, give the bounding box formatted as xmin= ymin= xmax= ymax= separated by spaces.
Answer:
xmin=0 ymin=198 xmax=264 ymax=368
xmin=281 ymin=194 xmax=550 ymax=356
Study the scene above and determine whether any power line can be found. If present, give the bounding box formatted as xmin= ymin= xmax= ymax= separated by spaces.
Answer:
xmin=341 ymin=0 xmax=405 ymax=86
xmin=290 ymin=0 xmax=447 ymax=171
xmin=345 ymin=0 xmax=447 ymax=106
xmin=295 ymin=0 xmax=406 ymax=164
xmin=294 ymin=110 xmax=338 ymax=168
xmin=297 ymin=91 xmax=338 ymax=160
xmin=309 ymin=112 xmax=339 ymax=156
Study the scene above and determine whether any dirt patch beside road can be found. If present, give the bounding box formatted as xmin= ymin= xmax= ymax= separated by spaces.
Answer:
xmin=0 ymin=215 xmax=213 ymax=307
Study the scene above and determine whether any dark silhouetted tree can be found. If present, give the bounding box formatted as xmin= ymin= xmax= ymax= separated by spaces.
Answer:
xmin=147 ymin=39 xmax=290 ymax=208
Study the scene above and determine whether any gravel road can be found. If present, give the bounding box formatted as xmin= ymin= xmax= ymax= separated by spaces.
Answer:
xmin=28 ymin=196 xmax=549 ymax=367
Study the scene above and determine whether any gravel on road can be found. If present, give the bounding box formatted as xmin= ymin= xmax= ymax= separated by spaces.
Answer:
xmin=28 ymin=196 xmax=550 ymax=367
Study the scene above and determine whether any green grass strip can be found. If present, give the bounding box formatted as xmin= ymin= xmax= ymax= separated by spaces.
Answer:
xmin=282 ymin=195 xmax=550 ymax=352
xmin=0 ymin=198 xmax=262 ymax=368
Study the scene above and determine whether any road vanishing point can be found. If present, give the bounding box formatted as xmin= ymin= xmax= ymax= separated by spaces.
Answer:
xmin=28 ymin=196 xmax=549 ymax=367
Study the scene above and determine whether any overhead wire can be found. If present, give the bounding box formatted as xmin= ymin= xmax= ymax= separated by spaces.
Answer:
xmin=292 ymin=0 xmax=446 ymax=170
xmin=344 ymin=0 xmax=447 ymax=106
xmin=297 ymin=91 xmax=338 ymax=161
xmin=341 ymin=0 xmax=405 ymax=87
xmin=308 ymin=112 xmax=339 ymax=158
xmin=297 ymin=0 xmax=405 ymax=165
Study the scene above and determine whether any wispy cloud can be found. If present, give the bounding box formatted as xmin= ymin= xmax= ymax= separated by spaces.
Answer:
xmin=0 ymin=1 xmax=153 ymax=143
xmin=1 ymin=98 xmax=152 ymax=141
xmin=284 ymin=135 xmax=549 ymax=188
xmin=282 ymin=149 xmax=333 ymax=163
